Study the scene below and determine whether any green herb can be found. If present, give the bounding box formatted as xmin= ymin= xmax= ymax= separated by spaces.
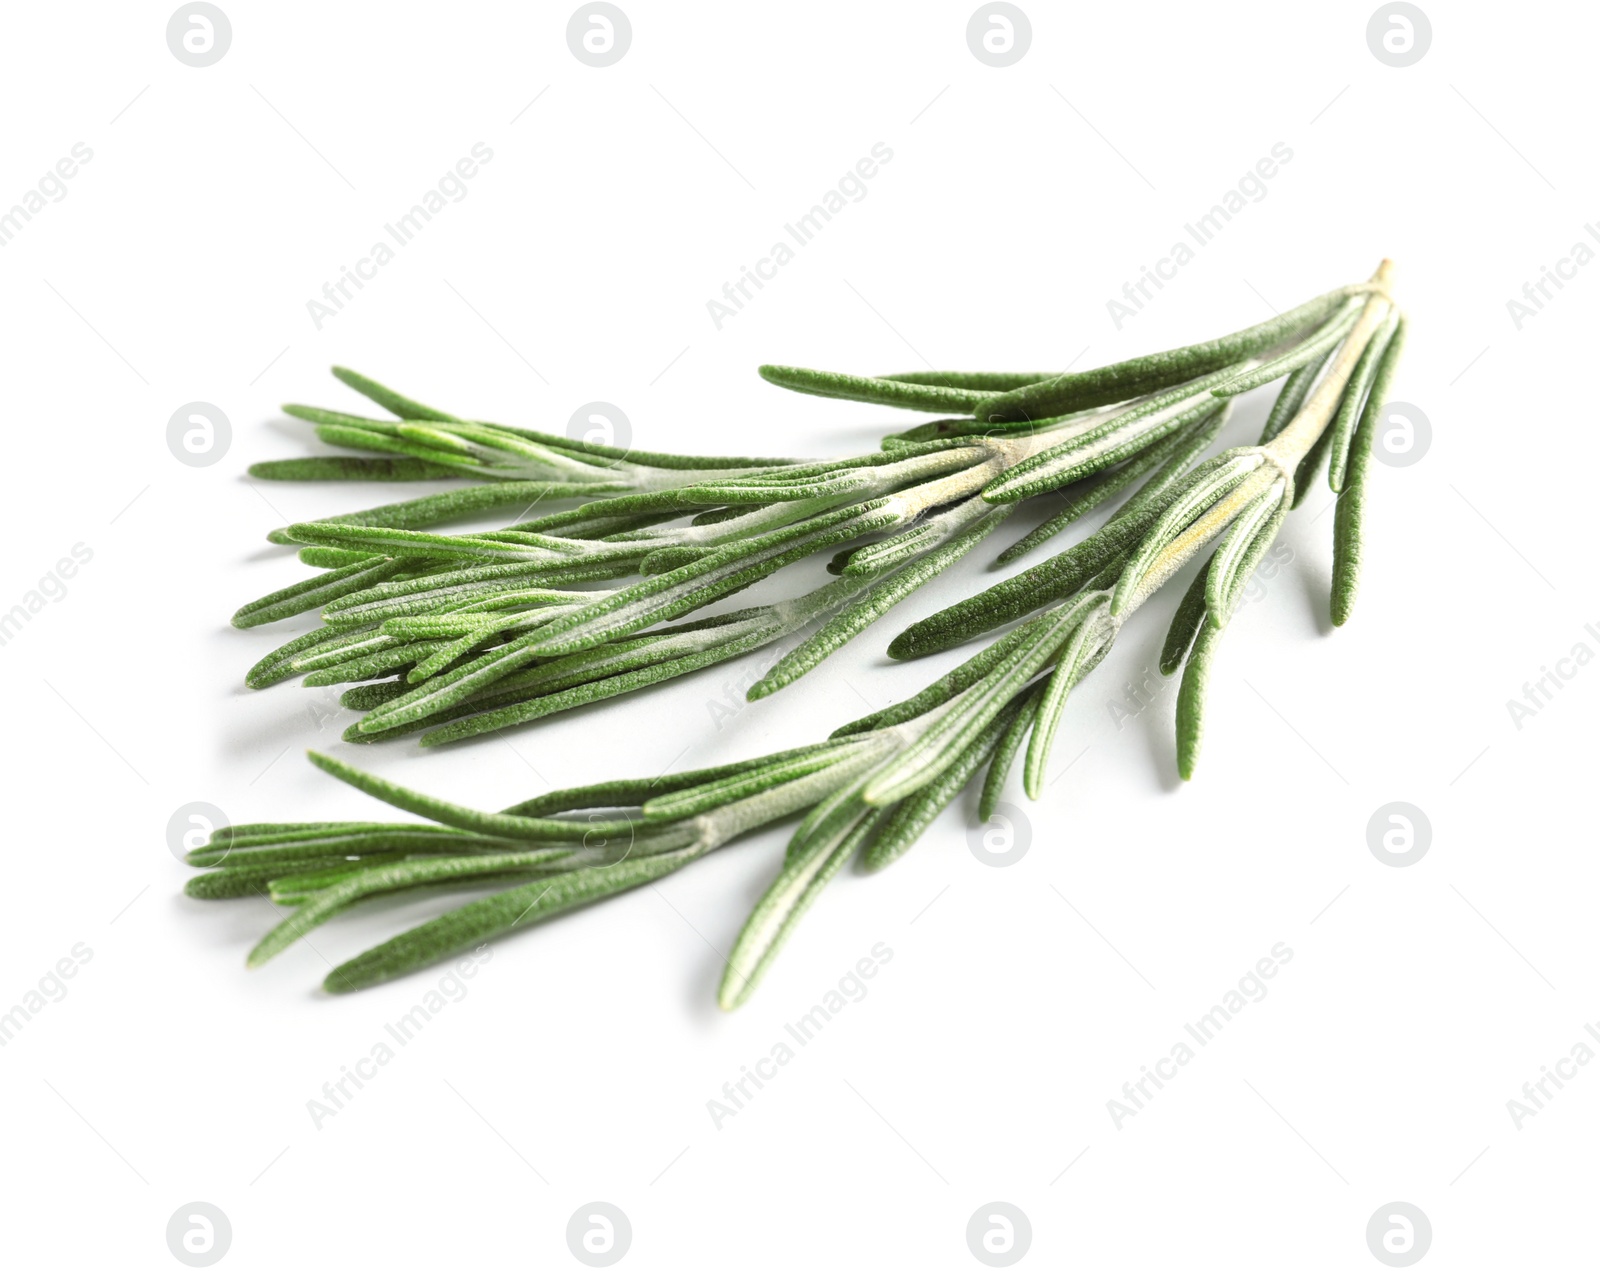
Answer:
xmin=235 ymin=353 xmax=1276 ymax=738
xmin=200 ymin=262 xmax=1406 ymax=1005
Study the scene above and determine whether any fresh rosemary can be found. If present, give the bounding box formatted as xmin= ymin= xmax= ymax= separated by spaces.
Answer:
xmin=201 ymin=261 xmax=1405 ymax=1007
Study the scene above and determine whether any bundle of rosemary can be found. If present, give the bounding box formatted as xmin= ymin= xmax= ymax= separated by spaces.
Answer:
xmin=201 ymin=261 xmax=1404 ymax=1007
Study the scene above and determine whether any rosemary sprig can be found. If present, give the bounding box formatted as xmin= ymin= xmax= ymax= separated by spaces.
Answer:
xmin=201 ymin=262 xmax=1407 ymax=1005
xmin=237 ymin=349 xmax=1303 ymax=740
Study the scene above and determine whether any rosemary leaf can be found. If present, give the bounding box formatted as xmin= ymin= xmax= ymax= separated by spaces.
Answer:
xmin=880 ymin=371 xmax=1052 ymax=390
xmin=330 ymin=366 xmax=460 ymax=421
xmin=1109 ymin=452 xmax=1264 ymax=616
xmin=1023 ymin=602 xmax=1111 ymax=797
xmin=247 ymin=622 xmax=378 ymax=689
xmin=323 ymin=845 xmax=711 ymax=993
xmin=266 ymin=480 xmax=621 ymax=543
xmin=1331 ymin=315 xmax=1408 ymax=625
xmin=834 ymin=617 xmax=1047 ymax=737
xmin=1326 ymin=309 xmax=1401 ymax=493
xmin=1218 ymin=495 xmax=1291 ymax=619
xmin=719 ymin=803 xmax=888 ymax=1011
xmin=512 ymin=502 xmax=900 ymax=658
xmin=250 ymin=456 xmax=462 ymax=481
xmin=1202 ymin=484 xmax=1287 ymax=623
xmin=1209 ymin=301 xmax=1363 ymax=398
xmin=187 ymin=826 xmax=503 ymax=869
xmin=648 ymin=741 xmax=874 ymax=823
xmin=503 ymin=742 xmax=849 ymax=818
xmin=865 ymin=693 xmax=1026 ymax=872
xmin=415 ymin=623 xmax=793 ymax=747
xmin=248 ymin=851 xmax=573 ymax=969
xmin=973 ymin=284 xmax=1373 ymax=422
xmin=980 ymin=370 xmax=1239 ymax=503
xmin=750 ymin=507 xmax=1012 ymax=699
xmin=305 ymin=751 xmax=643 ymax=843
xmin=997 ymin=407 xmax=1226 ymax=563
xmin=865 ymin=596 xmax=1098 ymax=804
xmin=185 ymin=858 xmax=370 ymax=899
xmin=299 ymin=639 xmax=459 ymax=687
xmin=757 ymin=365 xmax=990 ymax=413
xmin=1159 ymin=555 xmax=1214 ymax=676
xmin=980 ymin=686 xmax=1043 ymax=820
xmin=1175 ymin=619 xmax=1223 ymax=780
xmin=231 ymin=558 xmax=406 ymax=629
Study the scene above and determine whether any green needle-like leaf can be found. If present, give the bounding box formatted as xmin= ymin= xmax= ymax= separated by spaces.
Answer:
xmin=864 ymin=694 xmax=1024 ymax=872
xmin=758 ymin=364 xmax=990 ymax=413
xmin=305 ymin=750 xmax=642 ymax=842
xmin=1203 ymin=484 xmax=1286 ymax=624
xmin=330 ymin=366 xmax=460 ymax=422
xmin=416 ymin=624 xmax=791 ymax=747
xmin=981 ymin=371 xmax=1238 ymax=503
xmin=1209 ymin=301 xmax=1363 ymax=398
xmin=265 ymin=480 xmax=624 ymax=543
xmin=973 ymin=284 xmax=1373 ymax=422
xmin=1159 ymin=555 xmax=1213 ymax=676
xmin=1218 ymin=497 xmax=1291 ymax=619
xmin=865 ymin=595 xmax=1098 ymax=805
xmin=1023 ymin=602 xmax=1110 ymax=798
xmin=1109 ymin=452 xmax=1263 ymax=616
xmin=997 ymin=408 xmax=1226 ymax=563
xmin=719 ymin=804 xmax=886 ymax=1010
xmin=300 ymin=638 xmax=458 ymax=687
xmin=1327 ymin=309 xmax=1401 ymax=493
xmin=324 ymin=846 xmax=711 ymax=993
xmin=187 ymin=825 xmax=504 ymax=869
xmin=248 ymin=851 xmax=572 ymax=968
xmin=980 ymin=687 xmax=1042 ymax=821
xmin=750 ymin=507 xmax=1011 ymax=699
xmin=250 ymin=456 xmax=462 ymax=481
xmin=836 ymin=617 xmax=1045 ymax=737
xmin=1332 ymin=315 xmax=1408 ymax=625
xmin=185 ymin=857 xmax=369 ymax=899
xmin=1175 ymin=620 xmax=1222 ymax=780
xmin=880 ymin=370 xmax=1052 ymax=391
xmin=232 ymin=558 xmax=406 ymax=628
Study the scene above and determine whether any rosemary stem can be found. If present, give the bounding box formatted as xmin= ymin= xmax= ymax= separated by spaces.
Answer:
xmin=1262 ymin=259 xmax=1396 ymax=464
xmin=1121 ymin=260 xmax=1397 ymax=617
xmin=1120 ymin=465 xmax=1277 ymax=613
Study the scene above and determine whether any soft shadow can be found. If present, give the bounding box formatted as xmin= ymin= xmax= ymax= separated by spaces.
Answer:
xmin=1134 ymin=682 xmax=1186 ymax=794
xmin=241 ymin=542 xmax=296 ymax=565
xmin=1292 ymin=544 xmax=1335 ymax=636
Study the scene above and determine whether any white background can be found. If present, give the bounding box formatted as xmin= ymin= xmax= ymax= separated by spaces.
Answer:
xmin=1 ymin=1 xmax=1594 ymax=1267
